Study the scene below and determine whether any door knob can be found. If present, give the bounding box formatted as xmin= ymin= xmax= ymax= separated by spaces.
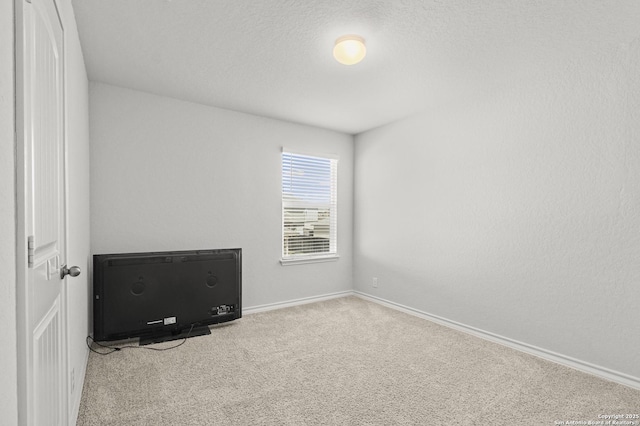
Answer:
xmin=60 ymin=265 xmax=81 ymax=279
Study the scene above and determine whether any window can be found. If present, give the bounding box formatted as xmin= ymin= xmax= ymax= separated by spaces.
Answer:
xmin=281 ymin=150 xmax=338 ymax=264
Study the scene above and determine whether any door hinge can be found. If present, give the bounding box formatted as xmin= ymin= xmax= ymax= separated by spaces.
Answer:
xmin=28 ymin=236 xmax=34 ymax=268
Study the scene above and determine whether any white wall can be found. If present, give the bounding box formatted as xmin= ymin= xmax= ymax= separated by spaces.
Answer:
xmin=90 ymin=83 xmax=354 ymax=308
xmin=354 ymin=15 xmax=640 ymax=380
xmin=0 ymin=0 xmax=18 ymax=423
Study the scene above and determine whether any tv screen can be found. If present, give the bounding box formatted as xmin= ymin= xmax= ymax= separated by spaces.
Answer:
xmin=93 ymin=248 xmax=241 ymax=342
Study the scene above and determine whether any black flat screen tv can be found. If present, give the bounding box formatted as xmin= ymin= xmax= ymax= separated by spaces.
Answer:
xmin=93 ymin=248 xmax=241 ymax=343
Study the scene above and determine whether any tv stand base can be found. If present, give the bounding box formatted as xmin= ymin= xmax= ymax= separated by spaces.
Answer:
xmin=139 ymin=325 xmax=211 ymax=346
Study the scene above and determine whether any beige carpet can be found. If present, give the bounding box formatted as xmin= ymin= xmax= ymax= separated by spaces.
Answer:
xmin=77 ymin=296 xmax=639 ymax=425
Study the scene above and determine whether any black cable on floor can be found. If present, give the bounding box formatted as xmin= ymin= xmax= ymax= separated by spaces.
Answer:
xmin=86 ymin=324 xmax=196 ymax=355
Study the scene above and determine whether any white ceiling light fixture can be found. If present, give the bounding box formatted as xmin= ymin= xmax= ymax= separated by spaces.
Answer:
xmin=333 ymin=35 xmax=366 ymax=65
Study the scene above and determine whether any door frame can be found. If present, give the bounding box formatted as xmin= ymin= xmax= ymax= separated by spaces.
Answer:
xmin=15 ymin=0 xmax=70 ymax=423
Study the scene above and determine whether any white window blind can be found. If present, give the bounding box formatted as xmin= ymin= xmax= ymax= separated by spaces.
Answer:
xmin=282 ymin=151 xmax=338 ymax=262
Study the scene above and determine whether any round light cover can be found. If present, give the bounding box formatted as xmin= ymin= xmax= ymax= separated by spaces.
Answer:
xmin=333 ymin=35 xmax=366 ymax=65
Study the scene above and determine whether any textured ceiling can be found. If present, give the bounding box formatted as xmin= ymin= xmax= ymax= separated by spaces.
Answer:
xmin=71 ymin=0 xmax=640 ymax=134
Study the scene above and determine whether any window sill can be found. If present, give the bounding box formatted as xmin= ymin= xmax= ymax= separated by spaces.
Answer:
xmin=280 ymin=255 xmax=340 ymax=266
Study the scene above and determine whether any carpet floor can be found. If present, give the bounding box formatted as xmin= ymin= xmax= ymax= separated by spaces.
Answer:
xmin=76 ymin=296 xmax=640 ymax=425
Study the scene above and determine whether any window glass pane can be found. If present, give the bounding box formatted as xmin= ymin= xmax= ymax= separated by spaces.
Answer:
xmin=282 ymin=152 xmax=337 ymax=259
xmin=282 ymin=155 xmax=332 ymax=204
xmin=283 ymin=207 xmax=331 ymax=255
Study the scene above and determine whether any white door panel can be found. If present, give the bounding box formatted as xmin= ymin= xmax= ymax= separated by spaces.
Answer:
xmin=32 ymin=297 xmax=62 ymax=426
xmin=20 ymin=0 xmax=67 ymax=424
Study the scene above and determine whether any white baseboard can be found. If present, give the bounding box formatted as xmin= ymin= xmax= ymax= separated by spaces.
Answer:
xmin=243 ymin=290 xmax=354 ymax=315
xmin=354 ymin=291 xmax=640 ymax=391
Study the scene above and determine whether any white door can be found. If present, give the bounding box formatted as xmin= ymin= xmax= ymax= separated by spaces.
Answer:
xmin=17 ymin=0 xmax=73 ymax=424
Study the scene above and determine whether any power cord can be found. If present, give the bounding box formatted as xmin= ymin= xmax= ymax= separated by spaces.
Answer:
xmin=86 ymin=324 xmax=196 ymax=355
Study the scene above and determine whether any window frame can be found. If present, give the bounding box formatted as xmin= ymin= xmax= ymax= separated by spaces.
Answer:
xmin=280 ymin=148 xmax=339 ymax=266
